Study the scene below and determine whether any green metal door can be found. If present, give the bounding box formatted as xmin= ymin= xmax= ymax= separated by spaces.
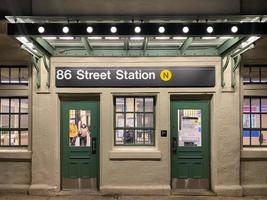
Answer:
xmin=61 ymin=101 xmax=99 ymax=189
xmin=171 ymin=100 xmax=210 ymax=190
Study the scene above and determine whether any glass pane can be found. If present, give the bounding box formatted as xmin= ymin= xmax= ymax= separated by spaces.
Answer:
xmin=261 ymin=68 xmax=267 ymax=83
xmin=145 ymin=98 xmax=153 ymax=112
xmin=251 ymin=130 xmax=260 ymax=146
xmin=135 ymin=130 xmax=144 ymax=144
xmin=123 ymin=129 xmax=134 ymax=144
xmin=20 ymin=99 xmax=28 ymax=113
xmin=1 ymin=130 xmax=9 ymax=145
xmin=144 ymin=130 xmax=153 ymax=145
xmin=261 ymin=131 xmax=267 ymax=145
xmin=20 ymin=68 xmax=28 ymax=84
xmin=243 ymin=67 xmax=250 ymax=83
xmin=115 ymin=129 xmax=124 ymax=144
xmin=20 ymin=115 xmax=28 ymax=129
xmin=178 ymin=109 xmax=202 ymax=147
xmin=126 ymin=98 xmax=134 ymax=112
xmin=20 ymin=131 xmax=28 ymax=146
xmin=243 ymin=130 xmax=250 ymax=146
xmin=243 ymin=114 xmax=250 ymax=128
xmin=0 ymin=114 xmax=9 ymax=128
xmin=10 ymin=131 xmax=19 ymax=145
xmin=10 ymin=68 xmax=19 ymax=83
xmin=125 ymin=113 xmax=134 ymax=127
xmin=1 ymin=68 xmax=9 ymax=83
xmin=250 ymin=67 xmax=260 ymax=83
xmin=69 ymin=109 xmax=91 ymax=147
xmin=135 ymin=98 xmax=144 ymax=112
xmin=135 ymin=113 xmax=144 ymax=127
xmin=1 ymin=98 xmax=9 ymax=113
xmin=116 ymin=98 xmax=124 ymax=112
xmin=251 ymin=98 xmax=260 ymax=112
xmin=116 ymin=113 xmax=124 ymax=127
xmin=261 ymin=114 xmax=267 ymax=128
xmin=135 ymin=129 xmax=153 ymax=145
xmin=144 ymin=113 xmax=153 ymax=127
xmin=243 ymin=98 xmax=250 ymax=113
xmin=10 ymin=114 xmax=19 ymax=128
xmin=251 ymin=114 xmax=260 ymax=128
xmin=10 ymin=99 xmax=19 ymax=113
xmin=261 ymin=98 xmax=267 ymax=113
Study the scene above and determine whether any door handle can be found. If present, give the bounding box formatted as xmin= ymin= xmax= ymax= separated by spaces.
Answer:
xmin=92 ymin=137 xmax=96 ymax=154
xmin=172 ymin=137 xmax=177 ymax=153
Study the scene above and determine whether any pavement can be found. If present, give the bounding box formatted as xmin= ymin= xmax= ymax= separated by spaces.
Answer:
xmin=0 ymin=195 xmax=267 ymax=200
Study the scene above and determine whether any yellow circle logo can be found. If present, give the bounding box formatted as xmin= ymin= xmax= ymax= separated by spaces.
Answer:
xmin=160 ymin=69 xmax=172 ymax=81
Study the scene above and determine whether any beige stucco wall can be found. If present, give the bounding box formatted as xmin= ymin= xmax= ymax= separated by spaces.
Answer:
xmin=28 ymin=56 xmax=243 ymax=196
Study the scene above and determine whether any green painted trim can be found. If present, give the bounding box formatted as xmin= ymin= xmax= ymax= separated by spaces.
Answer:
xmin=32 ymin=56 xmax=41 ymax=88
xmin=81 ymin=37 xmax=93 ymax=55
xmin=219 ymin=37 xmax=247 ymax=57
xmin=231 ymin=54 xmax=241 ymax=88
xmin=179 ymin=37 xmax=193 ymax=55
xmin=42 ymin=56 xmax=50 ymax=88
xmin=221 ymin=55 xmax=230 ymax=87
xmin=33 ymin=37 xmax=55 ymax=56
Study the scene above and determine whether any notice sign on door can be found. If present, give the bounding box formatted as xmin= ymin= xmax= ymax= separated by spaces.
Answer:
xmin=55 ymin=67 xmax=215 ymax=87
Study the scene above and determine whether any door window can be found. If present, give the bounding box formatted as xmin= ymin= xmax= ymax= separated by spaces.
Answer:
xmin=69 ymin=109 xmax=91 ymax=147
xmin=177 ymin=109 xmax=202 ymax=147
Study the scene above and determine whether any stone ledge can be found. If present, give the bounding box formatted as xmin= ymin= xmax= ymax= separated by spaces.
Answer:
xmin=28 ymin=184 xmax=58 ymax=196
xmin=243 ymin=184 xmax=267 ymax=196
xmin=100 ymin=185 xmax=170 ymax=195
xmin=213 ymin=185 xmax=243 ymax=196
xmin=241 ymin=149 xmax=267 ymax=159
xmin=0 ymin=184 xmax=29 ymax=194
xmin=0 ymin=151 xmax=32 ymax=160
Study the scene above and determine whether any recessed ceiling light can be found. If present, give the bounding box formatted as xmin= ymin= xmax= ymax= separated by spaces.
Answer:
xmin=182 ymin=26 xmax=189 ymax=33
xmin=134 ymin=26 xmax=141 ymax=33
xmin=42 ymin=37 xmax=57 ymax=40
xmin=155 ymin=36 xmax=170 ymax=40
xmin=173 ymin=37 xmax=187 ymax=40
xmin=207 ymin=26 xmax=213 ymax=33
xmin=86 ymin=26 xmax=93 ymax=33
xmin=87 ymin=36 xmax=102 ymax=40
xmin=231 ymin=26 xmax=238 ymax=33
xmin=59 ymin=36 xmax=74 ymax=40
xmin=105 ymin=37 xmax=120 ymax=40
xmin=38 ymin=26 xmax=45 ymax=33
xmin=62 ymin=26 xmax=69 ymax=33
xmin=158 ymin=26 xmax=165 ymax=33
xmin=130 ymin=37 xmax=144 ymax=40
xmin=110 ymin=26 xmax=117 ymax=33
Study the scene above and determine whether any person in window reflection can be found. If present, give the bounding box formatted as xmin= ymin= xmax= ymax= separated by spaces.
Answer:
xmin=79 ymin=124 xmax=89 ymax=146
xmin=124 ymin=130 xmax=134 ymax=144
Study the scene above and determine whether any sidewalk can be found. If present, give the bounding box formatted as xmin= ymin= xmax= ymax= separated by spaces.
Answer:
xmin=0 ymin=195 xmax=267 ymax=200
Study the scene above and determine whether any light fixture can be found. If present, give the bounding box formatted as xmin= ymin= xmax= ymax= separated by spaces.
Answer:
xmin=110 ymin=26 xmax=117 ymax=33
xmin=87 ymin=36 xmax=102 ymax=40
xmin=240 ymin=36 xmax=260 ymax=48
xmin=182 ymin=26 xmax=189 ymax=33
xmin=38 ymin=26 xmax=45 ymax=33
xmin=62 ymin=26 xmax=69 ymax=34
xmin=134 ymin=26 xmax=141 ymax=33
xmin=202 ymin=37 xmax=217 ymax=40
xmin=155 ymin=36 xmax=170 ymax=40
xmin=158 ymin=26 xmax=165 ymax=33
xmin=173 ymin=37 xmax=187 ymax=40
xmin=42 ymin=37 xmax=57 ymax=40
xmin=207 ymin=26 xmax=213 ymax=33
xmin=231 ymin=26 xmax=238 ymax=33
xmin=219 ymin=36 xmax=234 ymax=40
xmin=86 ymin=26 xmax=93 ymax=33
xmin=59 ymin=36 xmax=74 ymax=40
xmin=105 ymin=37 xmax=119 ymax=40
xmin=130 ymin=37 xmax=144 ymax=40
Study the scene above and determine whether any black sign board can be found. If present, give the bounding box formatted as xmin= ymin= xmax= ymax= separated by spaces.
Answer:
xmin=55 ymin=67 xmax=215 ymax=87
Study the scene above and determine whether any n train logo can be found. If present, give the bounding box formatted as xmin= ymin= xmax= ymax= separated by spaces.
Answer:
xmin=160 ymin=69 xmax=172 ymax=81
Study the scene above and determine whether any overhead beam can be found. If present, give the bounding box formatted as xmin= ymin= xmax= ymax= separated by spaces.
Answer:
xmin=31 ymin=37 xmax=55 ymax=56
xmin=81 ymin=37 xmax=93 ymax=55
xmin=8 ymin=22 xmax=267 ymax=37
xmin=218 ymin=37 xmax=247 ymax=57
xmin=179 ymin=37 xmax=193 ymax=55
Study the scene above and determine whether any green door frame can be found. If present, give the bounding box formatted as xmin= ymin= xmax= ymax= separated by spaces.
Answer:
xmin=60 ymin=100 xmax=100 ymax=189
xmin=170 ymin=100 xmax=210 ymax=189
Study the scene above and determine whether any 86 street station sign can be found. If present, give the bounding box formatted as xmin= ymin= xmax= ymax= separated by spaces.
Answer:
xmin=55 ymin=67 xmax=215 ymax=87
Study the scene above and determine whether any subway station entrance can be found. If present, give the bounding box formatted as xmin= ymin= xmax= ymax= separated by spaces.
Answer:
xmin=61 ymin=101 xmax=99 ymax=189
xmin=171 ymin=100 xmax=210 ymax=190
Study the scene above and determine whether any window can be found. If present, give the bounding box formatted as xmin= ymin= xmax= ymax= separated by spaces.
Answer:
xmin=0 ymin=66 xmax=28 ymax=85
xmin=114 ymin=96 xmax=155 ymax=145
xmin=243 ymin=97 xmax=267 ymax=147
xmin=0 ymin=97 xmax=28 ymax=146
xmin=243 ymin=65 xmax=267 ymax=84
